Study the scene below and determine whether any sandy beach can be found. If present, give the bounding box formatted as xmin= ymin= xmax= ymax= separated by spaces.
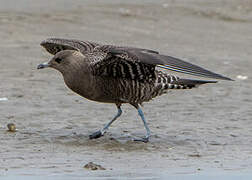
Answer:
xmin=0 ymin=0 xmax=252 ymax=179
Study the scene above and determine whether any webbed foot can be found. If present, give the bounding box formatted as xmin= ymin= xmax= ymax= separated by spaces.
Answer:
xmin=89 ymin=130 xmax=104 ymax=139
xmin=133 ymin=136 xmax=149 ymax=143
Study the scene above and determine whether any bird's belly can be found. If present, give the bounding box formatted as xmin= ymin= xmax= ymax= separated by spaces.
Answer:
xmin=65 ymin=76 xmax=158 ymax=104
xmin=68 ymin=83 xmax=120 ymax=104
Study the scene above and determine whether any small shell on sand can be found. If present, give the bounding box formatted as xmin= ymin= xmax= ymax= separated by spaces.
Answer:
xmin=84 ymin=162 xmax=106 ymax=170
xmin=7 ymin=123 xmax=16 ymax=132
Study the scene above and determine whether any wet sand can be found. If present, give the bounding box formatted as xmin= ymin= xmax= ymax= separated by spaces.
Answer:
xmin=0 ymin=0 xmax=252 ymax=179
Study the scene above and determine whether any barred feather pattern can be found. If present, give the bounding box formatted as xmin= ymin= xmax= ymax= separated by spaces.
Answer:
xmin=90 ymin=54 xmax=156 ymax=82
xmin=102 ymin=77 xmax=157 ymax=104
xmin=99 ymin=70 xmax=195 ymax=105
xmin=40 ymin=38 xmax=99 ymax=55
xmin=156 ymin=71 xmax=194 ymax=90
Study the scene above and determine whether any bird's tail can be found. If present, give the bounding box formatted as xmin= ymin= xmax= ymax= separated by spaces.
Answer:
xmin=156 ymin=71 xmax=217 ymax=90
xmin=152 ymin=73 xmax=217 ymax=98
xmin=173 ymin=78 xmax=217 ymax=89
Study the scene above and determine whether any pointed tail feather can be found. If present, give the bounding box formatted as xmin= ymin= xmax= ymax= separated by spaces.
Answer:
xmin=174 ymin=78 xmax=217 ymax=88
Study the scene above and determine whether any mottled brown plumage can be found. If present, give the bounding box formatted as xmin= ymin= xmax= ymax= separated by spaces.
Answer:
xmin=37 ymin=38 xmax=232 ymax=142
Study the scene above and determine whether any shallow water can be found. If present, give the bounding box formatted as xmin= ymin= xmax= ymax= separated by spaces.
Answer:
xmin=0 ymin=0 xmax=252 ymax=179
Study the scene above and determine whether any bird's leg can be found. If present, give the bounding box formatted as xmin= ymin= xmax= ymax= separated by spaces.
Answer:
xmin=89 ymin=105 xmax=122 ymax=139
xmin=131 ymin=104 xmax=151 ymax=143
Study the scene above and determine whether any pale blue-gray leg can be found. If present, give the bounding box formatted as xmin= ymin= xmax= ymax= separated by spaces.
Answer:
xmin=133 ymin=107 xmax=151 ymax=143
xmin=89 ymin=106 xmax=122 ymax=139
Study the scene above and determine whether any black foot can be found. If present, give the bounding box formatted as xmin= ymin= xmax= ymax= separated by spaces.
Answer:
xmin=89 ymin=130 xmax=103 ymax=139
xmin=133 ymin=137 xmax=149 ymax=143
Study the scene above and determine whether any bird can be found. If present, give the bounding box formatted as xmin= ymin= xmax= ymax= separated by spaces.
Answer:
xmin=37 ymin=38 xmax=232 ymax=142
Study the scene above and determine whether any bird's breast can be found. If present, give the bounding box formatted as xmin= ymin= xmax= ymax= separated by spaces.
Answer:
xmin=62 ymin=72 xmax=117 ymax=103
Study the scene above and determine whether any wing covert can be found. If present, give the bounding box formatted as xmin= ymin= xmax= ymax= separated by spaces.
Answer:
xmin=89 ymin=49 xmax=156 ymax=82
xmin=40 ymin=38 xmax=100 ymax=55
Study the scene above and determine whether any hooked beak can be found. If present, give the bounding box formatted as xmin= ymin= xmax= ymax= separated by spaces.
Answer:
xmin=37 ymin=62 xmax=50 ymax=69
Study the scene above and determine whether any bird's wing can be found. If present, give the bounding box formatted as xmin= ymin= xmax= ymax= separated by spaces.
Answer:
xmin=89 ymin=46 xmax=157 ymax=82
xmin=92 ymin=46 xmax=232 ymax=81
xmin=95 ymin=45 xmax=159 ymax=55
xmin=40 ymin=38 xmax=100 ymax=55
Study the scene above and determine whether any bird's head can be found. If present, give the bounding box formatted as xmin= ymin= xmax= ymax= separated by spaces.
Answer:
xmin=37 ymin=50 xmax=86 ymax=74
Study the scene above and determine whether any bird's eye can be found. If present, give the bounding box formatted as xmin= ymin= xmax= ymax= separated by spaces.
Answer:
xmin=55 ymin=58 xmax=62 ymax=64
